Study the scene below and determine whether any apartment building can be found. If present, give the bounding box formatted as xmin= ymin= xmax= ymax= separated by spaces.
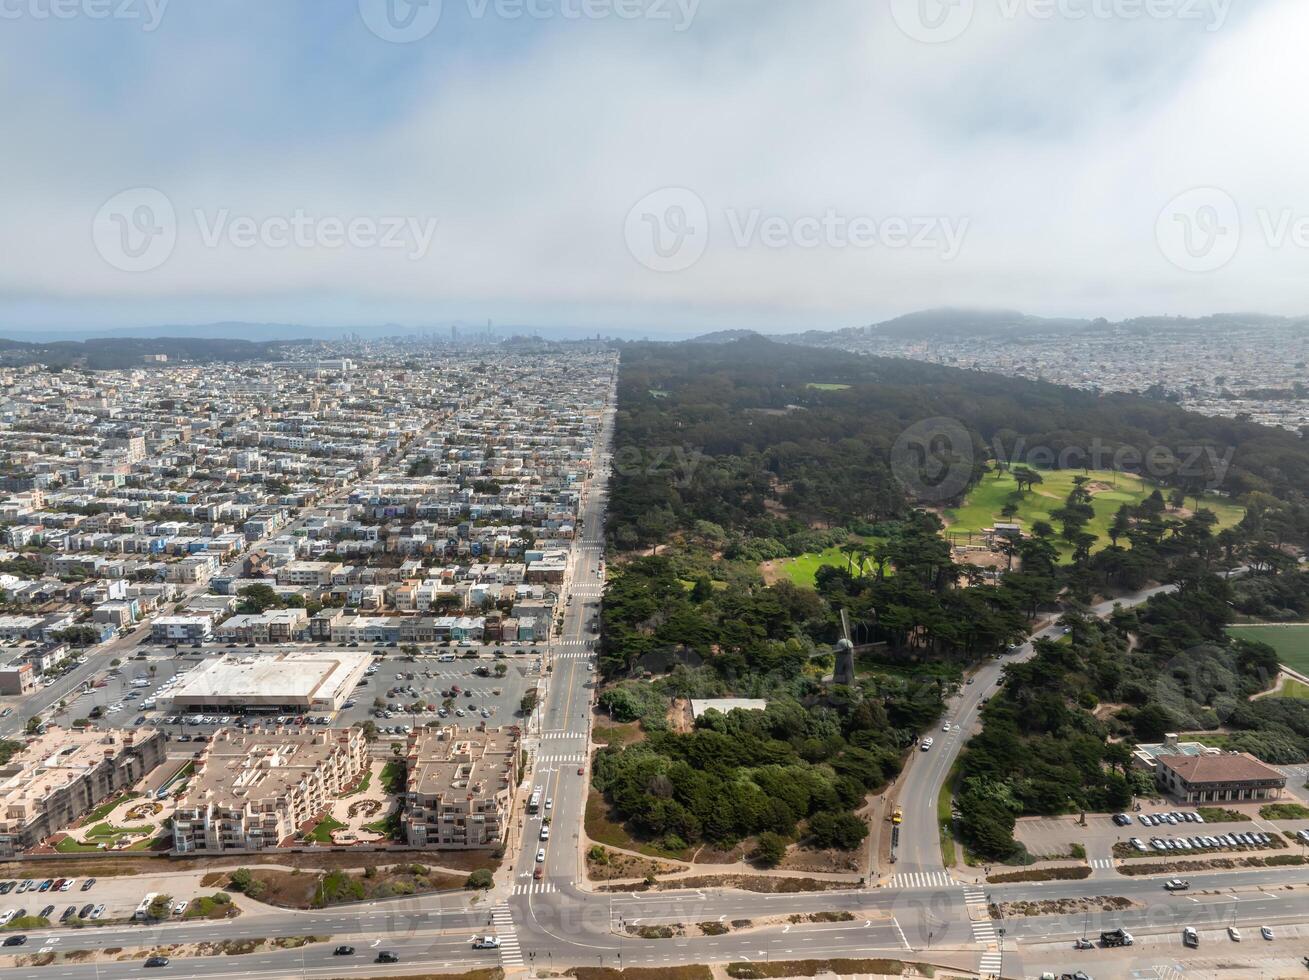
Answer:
xmin=173 ymin=727 xmax=367 ymax=853
xmin=0 ymin=727 xmax=166 ymax=855
xmin=403 ymin=725 xmax=519 ymax=849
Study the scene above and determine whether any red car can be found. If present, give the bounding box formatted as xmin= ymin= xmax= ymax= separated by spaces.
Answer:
xmin=533 ymin=866 xmax=544 ymax=880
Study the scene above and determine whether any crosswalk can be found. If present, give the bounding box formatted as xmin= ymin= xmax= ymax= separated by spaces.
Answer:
xmin=490 ymin=904 xmax=522 ymax=968
xmin=963 ymin=884 xmax=1001 ymax=977
xmin=540 ymin=730 xmax=586 ymax=739
xmin=1090 ymin=858 xmax=1114 ymax=869
xmin=555 ymin=649 xmax=595 ymax=659
xmin=889 ymin=871 xmax=955 ymax=888
xmin=555 ymin=640 xmax=593 ymax=648
xmin=512 ymin=880 xmax=560 ymax=895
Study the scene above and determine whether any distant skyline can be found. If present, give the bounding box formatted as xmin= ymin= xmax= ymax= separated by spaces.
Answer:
xmin=3 ymin=0 xmax=1306 ymax=332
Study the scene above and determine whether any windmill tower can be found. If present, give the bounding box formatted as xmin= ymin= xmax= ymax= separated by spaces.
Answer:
xmin=834 ymin=608 xmax=856 ymax=686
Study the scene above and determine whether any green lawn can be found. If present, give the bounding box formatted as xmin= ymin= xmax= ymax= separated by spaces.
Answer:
xmin=1228 ymin=624 xmax=1309 ymax=676
xmin=945 ymin=468 xmax=1244 ymax=562
xmin=305 ymin=815 xmax=346 ymax=844
xmin=768 ymin=539 xmax=892 ymax=589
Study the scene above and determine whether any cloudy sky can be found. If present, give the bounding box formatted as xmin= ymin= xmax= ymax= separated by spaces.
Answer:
xmin=0 ymin=0 xmax=1303 ymax=334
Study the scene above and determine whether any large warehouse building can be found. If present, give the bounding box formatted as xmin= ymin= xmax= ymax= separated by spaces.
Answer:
xmin=159 ymin=651 xmax=371 ymax=714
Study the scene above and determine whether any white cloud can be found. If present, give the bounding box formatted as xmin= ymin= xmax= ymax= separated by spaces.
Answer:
xmin=0 ymin=0 xmax=1301 ymax=331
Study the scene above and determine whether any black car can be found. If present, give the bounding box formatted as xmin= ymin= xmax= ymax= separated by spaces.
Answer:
xmin=376 ymin=951 xmax=399 ymax=963
xmin=78 ymin=903 xmax=94 ymax=918
xmin=333 ymin=945 xmax=355 ymax=956
xmin=39 ymin=905 xmax=54 ymax=919
xmin=81 ymin=878 xmax=96 ymax=891
xmin=60 ymin=906 xmax=76 ymax=922
xmin=0 ymin=882 xmax=12 ymax=894
xmin=2 ymin=936 xmax=25 ymax=947
xmin=144 ymin=956 xmax=169 ymax=967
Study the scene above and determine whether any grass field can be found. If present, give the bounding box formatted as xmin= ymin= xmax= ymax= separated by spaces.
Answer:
xmin=1228 ymin=624 xmax=1309 ymax=675
xmin=767 ymin=538 xmax=892 ymax=589
xmin=945 ymin=468 xmax=1244 ymax=561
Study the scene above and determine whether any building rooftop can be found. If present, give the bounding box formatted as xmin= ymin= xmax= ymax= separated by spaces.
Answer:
xmin=167 ymin=651 xmax=371 ymax=702
xmin=0 ymin=726 xmax=157 ymax=831
xmin=182 ymin=727 xmax=359 ymax=810
xmin=1157 ymin=752 xmax=1286 ymax=785
xmin=406 ymin=725 xmax=517 ymax=800
xmin=690 ymin=698 xmax=769 ymax=718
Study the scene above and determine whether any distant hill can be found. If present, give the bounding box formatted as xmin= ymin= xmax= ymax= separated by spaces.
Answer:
xmin=690 ymin=329 xmax=763 ymax=343
xmin=0 ymin=336 xmax=293 ymax=370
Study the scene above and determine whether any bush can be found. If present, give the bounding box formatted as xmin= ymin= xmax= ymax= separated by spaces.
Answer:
xmin=465 ymin=869 xmax=494 ymax=890
xmin=751 ymin=832 xmax=788 ymax=868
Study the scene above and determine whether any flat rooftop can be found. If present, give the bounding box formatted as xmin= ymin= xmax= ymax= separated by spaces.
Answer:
xmin=690 ymin=698 xmax=768 ymax=718
xmin=166 ymin=651 xmax=371 ymax=703
xmin=0 ymin=727 xmax=157 ymax=831
xmin=406 ymin=726 xmax=517 ymax=800
xmin=182 ymin=728 xmax=360 ymax=811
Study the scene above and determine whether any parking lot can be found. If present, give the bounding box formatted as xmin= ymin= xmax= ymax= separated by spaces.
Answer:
xmin=1017 ymin=806 xmax=1309 ymax=866
xmin=0 ymin=868 xmax=237 ymax=925
xmin=39 ymin=644 xmax=551 ymax=738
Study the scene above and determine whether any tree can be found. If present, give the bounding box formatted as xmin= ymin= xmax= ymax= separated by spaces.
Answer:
xmin=24 ymin=716 xmax=40 ymax=735
xmin=147 ymin=894 xmax=172 ymax=920
xmin=520 ymin=690 xmax=540 ymax=716
xmin=494 ymin=662 xmax=508 ymax=678
xmin=465 ymin=869 xmax=494 ymax=890
xmin=806 ymin=811 xmax=868 ymax=850
xmin=751 ymin=832 xmax=788 ymax=867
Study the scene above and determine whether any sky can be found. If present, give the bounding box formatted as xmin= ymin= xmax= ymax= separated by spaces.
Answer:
xmin=0 ymin=0 xmax=1305 ymax=335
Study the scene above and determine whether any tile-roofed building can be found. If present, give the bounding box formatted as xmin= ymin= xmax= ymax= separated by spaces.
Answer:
xmin=1155 ymin=751 xmax=1286 ymax=803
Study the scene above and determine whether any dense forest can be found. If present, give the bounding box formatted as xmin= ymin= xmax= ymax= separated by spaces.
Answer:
xmin=594 ymin=337 xmax=1309 ymax=861
xmin=609 ymin=337 xmax=1309 ymax=550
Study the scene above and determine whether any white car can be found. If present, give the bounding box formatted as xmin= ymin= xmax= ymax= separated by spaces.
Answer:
xmin=920 ymin=737 xmax=934 ymax=751
xmin=1260 ymin=926 xmax=1273 ymax=941
xmin=536 ymin=848 xmax=545 ymax=863
xmin=172 ymin=900 xmax=188 ymax=917
xmin=473 ymin=936 xmax=500 ymax=949
xmin=1228 ymin=926 xmax=1241 ymax=942
xmin=545 ymin=798 xmax=553 ymax=810
xmin=941 ymin=723 xmax=951 ymax=732
xmin=540 ymin=826 xmax=550 ymax=841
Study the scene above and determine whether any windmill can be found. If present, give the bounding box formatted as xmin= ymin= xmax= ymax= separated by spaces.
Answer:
xmin=834 ymin=608 xmax=856 ymax=686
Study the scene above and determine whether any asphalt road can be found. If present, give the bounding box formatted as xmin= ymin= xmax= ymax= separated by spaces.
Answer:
xmin=892 ymin=579 xmax=1212 ymax=877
